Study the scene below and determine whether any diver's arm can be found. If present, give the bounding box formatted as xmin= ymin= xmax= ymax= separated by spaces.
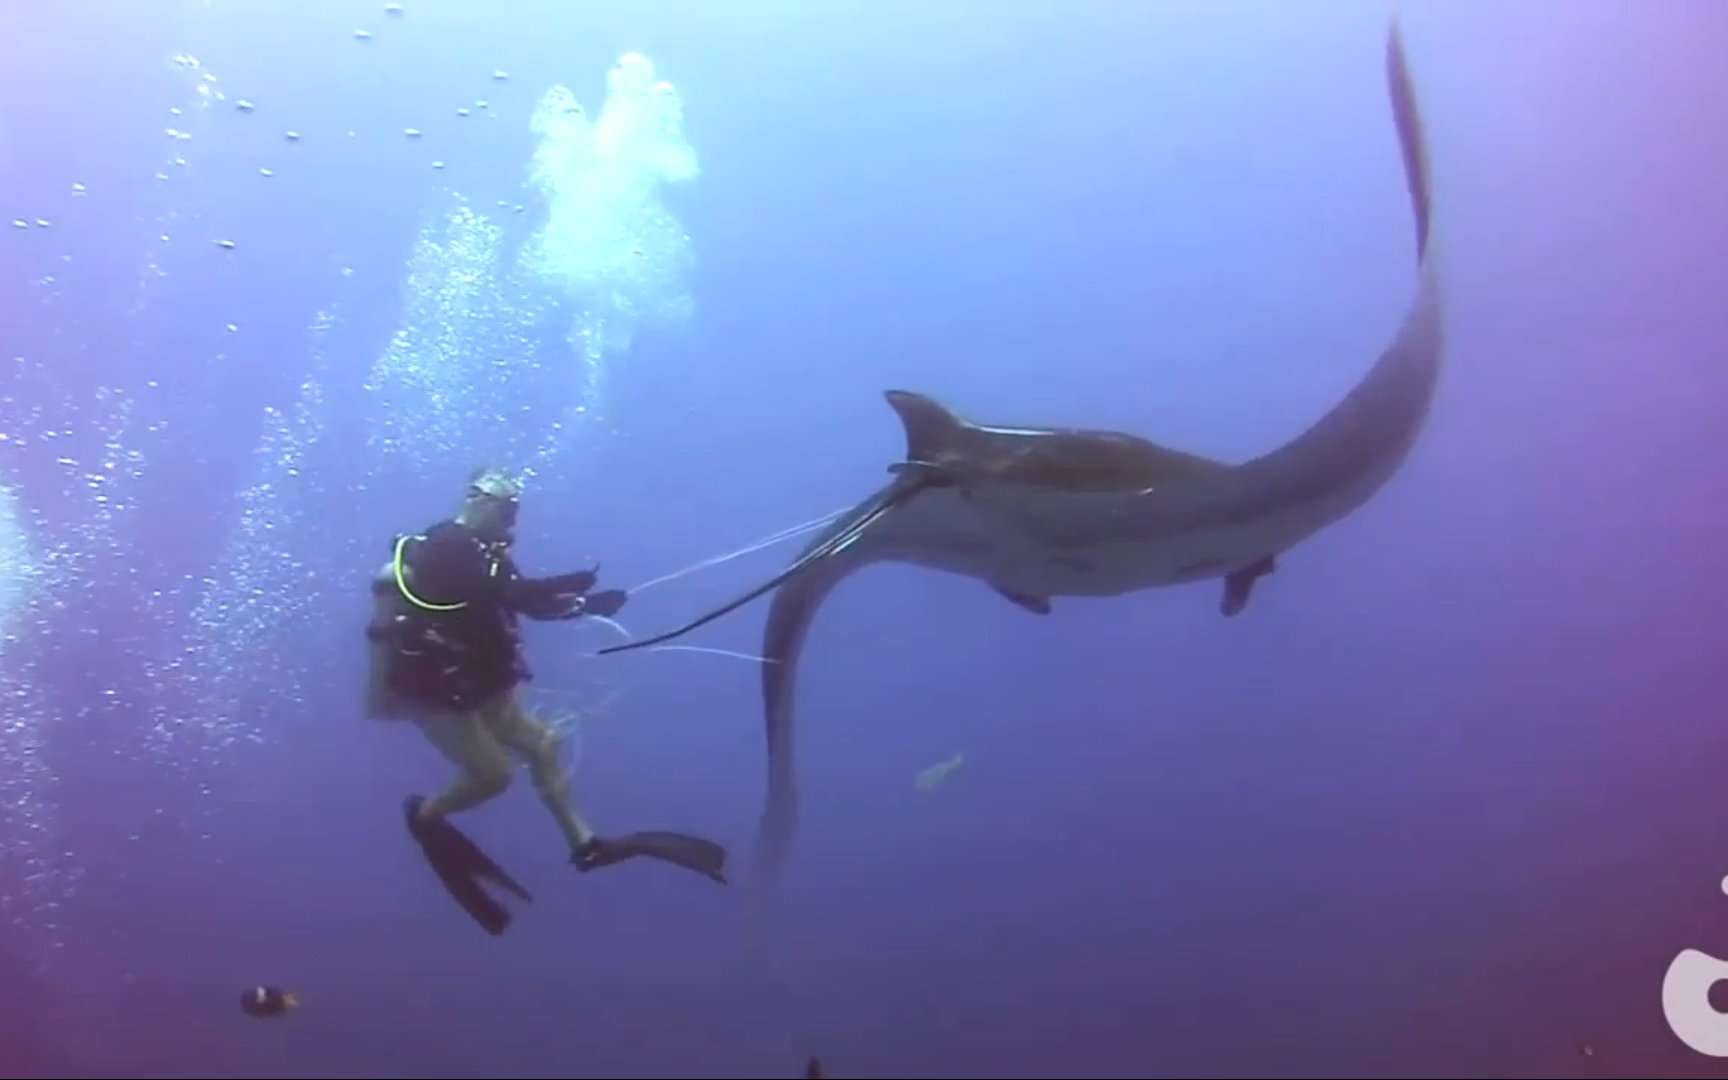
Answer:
xmin=500 ymin=559 xmax=630 ymax=620
xmin=411 ymin=529 xmax=623 ymax=619
xmin=504 ymin=569 xmax=599 ymax=619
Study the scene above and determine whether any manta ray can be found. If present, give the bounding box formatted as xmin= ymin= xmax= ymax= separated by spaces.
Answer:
xmin=603 ymin=20 xmax=1444 ymax=876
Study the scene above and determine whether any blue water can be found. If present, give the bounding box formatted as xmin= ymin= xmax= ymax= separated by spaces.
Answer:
xmin=3 ymin=1 xmax=1728 ymax=1076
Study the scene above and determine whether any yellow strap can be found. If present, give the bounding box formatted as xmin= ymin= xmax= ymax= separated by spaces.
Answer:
xmin=393 ymin=534 xmax=468 ymax=611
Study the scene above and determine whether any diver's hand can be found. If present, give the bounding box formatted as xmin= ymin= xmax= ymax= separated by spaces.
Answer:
xmin=547 ymin=568 xmax=598 ymax=595
xmin=582 ymin=589 xmax=628 ymax=618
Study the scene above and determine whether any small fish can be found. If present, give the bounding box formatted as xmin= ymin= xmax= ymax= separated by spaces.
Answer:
xmin=431 ymin=161 xmax=445 ymax=170
xmin=71 ymin=182 xmax=86 ymax=195
xmin=10 ymin=219 xmax=26 ymax=230
xmin=385 ymin=2 xmax=404 ymax=13
xmin=914 ymin=752 xmax=965 ymax=792
xmin=403 ymin=128 xmax=422 ymax=138
xmin=354 ymin=29 xmax=373 ymax=41
xmin=239 ymin=985 xmax=297 ymax=1018
xmin=259 ymin=167 xmax=274 ymax=177
xmin=492 ymin=69 xmax=509 ymax=81
xmin=284 ymin=130 xmax=301 ymax=142
xmin=456 ymin=107 xmax=470 ymax=117
xmin=235 ymin=99 xmax=255 ymax=112
xmin=214 ymin=239 xmax=236 ymax=250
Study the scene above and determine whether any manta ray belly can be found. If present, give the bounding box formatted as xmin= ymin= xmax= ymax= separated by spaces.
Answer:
xmin=891 ymin=483 xmax=1291 ymax=599
xmin=866 ymin=487 xmax=1004 ymax=576
xmin=857 ymin=483 xmax=1264 ymax=594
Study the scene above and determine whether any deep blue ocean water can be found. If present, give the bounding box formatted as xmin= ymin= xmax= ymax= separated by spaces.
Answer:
xmin=3 ymin=2 xmax=1727 ymax=1076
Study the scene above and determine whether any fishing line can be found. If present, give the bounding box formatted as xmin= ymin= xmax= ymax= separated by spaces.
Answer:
xmin=641 ymin=645 xmax=780 ymax=664
xmin=598 ymin=472 xmax=932 ymax=656
xmin=623 ymin=505 xmax=851 ymax=595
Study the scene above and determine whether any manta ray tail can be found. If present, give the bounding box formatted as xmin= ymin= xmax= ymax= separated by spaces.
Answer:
xmin=1388 ymin=19 xmax=1433 ymax=260
xmin=1227 ymin=18 xmax=1441 ymax=525
xmin=753 ymin=18 xmax=1443 ymax=876
xmin=753 ymin=563 xmax=846 ymax=878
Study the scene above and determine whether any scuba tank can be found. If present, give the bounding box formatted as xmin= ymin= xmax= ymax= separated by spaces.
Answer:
xmin=364 ymin=537 xmax=484 ymax=713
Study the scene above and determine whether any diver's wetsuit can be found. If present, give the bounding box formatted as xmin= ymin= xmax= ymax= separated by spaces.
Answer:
xmin=371 ymin=519 xmax=728 ymax=890
xmin=369 ymin=519 xmax=618 ymax=852
xmin=378 ymin=519 xmax=609 ymax=709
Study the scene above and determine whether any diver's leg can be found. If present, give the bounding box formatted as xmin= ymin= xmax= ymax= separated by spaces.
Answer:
xmin=488 ymin=692 xmax=596 ymax=851
xmin=413 ymin=705 xmax=513 ymax=820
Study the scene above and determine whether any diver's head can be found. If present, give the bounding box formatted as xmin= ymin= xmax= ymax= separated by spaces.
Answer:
xmin=457 ymin=466 xmax=521 ymax=542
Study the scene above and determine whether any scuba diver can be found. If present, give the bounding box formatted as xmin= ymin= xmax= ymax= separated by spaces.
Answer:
xmin=365 ymin=467 xmax=727 ymax=932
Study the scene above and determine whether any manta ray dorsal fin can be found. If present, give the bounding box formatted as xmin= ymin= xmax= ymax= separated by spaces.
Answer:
xmin=883 ymin=389 xmax=968 ymax=468
xmin=885 ymin=388 xmax=1236 ymax=494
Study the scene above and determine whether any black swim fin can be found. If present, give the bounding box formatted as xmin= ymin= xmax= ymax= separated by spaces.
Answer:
xmin=404 ymin=795 xmax=533 ymax=935
xmin=573 ymin=831 xmax=729 ymax=884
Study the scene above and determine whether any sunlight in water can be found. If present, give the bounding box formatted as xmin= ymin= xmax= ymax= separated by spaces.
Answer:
xmin=0 ymin=483 xmax=31 ymax=644
xmin=520 ymin=52 xmax=700 ymax=409
xmin=361 ymin=199 xmax=550 ymax=468
xmin=0 ymin=481 xmax=62 ymax=937
xmin=170 ymin=345 xmax=339 ymax=758
xmin=178 ymin=54 xmax=704 ymax=765
xmin=359 ymin=52 xmax=700 ymax=465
